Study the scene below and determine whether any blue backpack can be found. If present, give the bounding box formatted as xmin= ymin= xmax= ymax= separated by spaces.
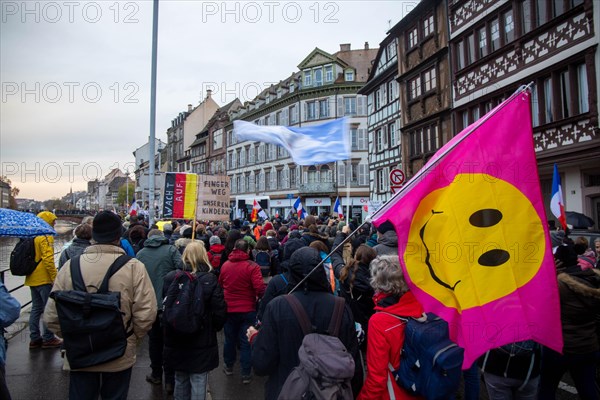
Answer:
xmin=385 ymin=312 xmax=464 ymax=400
xmin=255 ymin=250 xmax=272 ymax=277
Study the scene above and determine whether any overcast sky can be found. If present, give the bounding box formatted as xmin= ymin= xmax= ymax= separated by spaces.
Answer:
xmin=0 ymin=0 xmax=418 ymax=201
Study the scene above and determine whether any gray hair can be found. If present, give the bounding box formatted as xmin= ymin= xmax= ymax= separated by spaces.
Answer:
xmin=369 ymin=255 xmax=409 ymax=296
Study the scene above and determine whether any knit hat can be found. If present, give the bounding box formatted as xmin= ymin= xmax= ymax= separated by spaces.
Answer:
xmin=92 ymin=211 xmax=124 ymax=243
xmin=163 ymin=223 xmax=173 ymax=233
xmin=209 ymin=235 xmax=221 ymax=245
xmin=376 ymin=220 xmax=395 ymax=234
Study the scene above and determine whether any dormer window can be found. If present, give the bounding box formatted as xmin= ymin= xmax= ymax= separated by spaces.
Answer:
xmin=325 ymin=65 xmax=333 ymax=82
xmin=304 ymin=70 xmax=312 ymax=87
xmin=345 ymin=70 xmax=354 ymax=82
xmin=289 ymin=81 xmax=295 ymax=93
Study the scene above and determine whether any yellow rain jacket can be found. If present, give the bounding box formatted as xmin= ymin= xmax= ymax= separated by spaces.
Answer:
xmin=25 ymin=211 xmax=57 ymax=287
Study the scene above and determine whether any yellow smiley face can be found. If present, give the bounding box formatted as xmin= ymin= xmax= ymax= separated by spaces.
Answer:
xmin=405 ymin=173 xmax=546 ymax=311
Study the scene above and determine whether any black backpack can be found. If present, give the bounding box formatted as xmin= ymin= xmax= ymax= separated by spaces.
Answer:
xmin=162 ymin=271 xmax=205 ymax=334
xmin=49 ymin=255 xmax=133 ymax=369
xmin=9 ymin=238 xmax=38 ymax=276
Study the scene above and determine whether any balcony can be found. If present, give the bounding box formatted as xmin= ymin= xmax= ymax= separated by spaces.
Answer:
xmin=297 ymin=182 xmax=336 ymax=195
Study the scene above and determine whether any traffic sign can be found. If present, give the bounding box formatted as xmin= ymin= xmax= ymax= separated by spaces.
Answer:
xmin=389 ymin=169 xmax=405 ymax=186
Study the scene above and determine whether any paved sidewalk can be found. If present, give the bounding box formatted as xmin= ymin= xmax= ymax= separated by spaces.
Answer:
xmin=5 ymin=310 xmax=266 ymax=400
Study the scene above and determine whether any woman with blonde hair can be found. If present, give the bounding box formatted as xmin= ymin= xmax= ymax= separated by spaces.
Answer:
xmin=162 ymin=241 xmax=227 ymax=400
xmin=358 ymin=255 xmax=424 ymax=400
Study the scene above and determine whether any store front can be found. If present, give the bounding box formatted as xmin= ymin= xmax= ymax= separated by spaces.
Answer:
xmin=270 ymin=198 xmax=293 ymax=220
xmin=305 ymin=197 xmax=331 ymax=218
xmin=341 ymin=197 xmax=370 ymax=223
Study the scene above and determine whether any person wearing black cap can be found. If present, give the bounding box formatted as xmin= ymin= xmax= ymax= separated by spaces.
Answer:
xmin=44 ymin=211 xmax=157 ymax=400
xmin=373 ymin=220 xmax=398 ymax=256
xmin=538 ymin=244 xmax=600 ymax=399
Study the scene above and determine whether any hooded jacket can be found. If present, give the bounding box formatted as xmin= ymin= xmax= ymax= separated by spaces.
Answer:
xmin=25 ymin=211 xmax=57 ymax=287
xmin=44 ymin=244 xmax=157 ymax=372
xmin=251 ymin=247 xmax=363 ymax=400
xmin=136 ymin=235 xmax=183 ymax=305
xmin=358 ymin=291 xmax=424 ymax=400
xmin=557 ymin=266 xmax=600 ymax=354
xmin=218 ymin=249 xmax=265 ymax=313
xmin=58 ymin=238 xmax=91 ymax=270
xmin=373 ymin=230 xmax=398 ymax=256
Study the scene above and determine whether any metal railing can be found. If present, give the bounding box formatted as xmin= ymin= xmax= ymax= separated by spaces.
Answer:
xmin=0 ymin=248 xmax=63 ymax=310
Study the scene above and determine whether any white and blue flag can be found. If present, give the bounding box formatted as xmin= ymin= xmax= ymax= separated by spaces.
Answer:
xmin=293 ymin=196 xmax=307 ymax=219
xmin=233 ymin=117 xmax=350 ymax=166
xmin=333 ymin=197 xmax=343 ymax=218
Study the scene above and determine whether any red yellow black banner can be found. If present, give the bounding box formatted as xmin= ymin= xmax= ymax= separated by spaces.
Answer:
xmin=162 ymin=173 xmax=198 ymax=219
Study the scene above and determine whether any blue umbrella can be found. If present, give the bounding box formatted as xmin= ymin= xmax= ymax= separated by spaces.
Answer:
xmin=0 ymin=208 xmax=56 ymax=238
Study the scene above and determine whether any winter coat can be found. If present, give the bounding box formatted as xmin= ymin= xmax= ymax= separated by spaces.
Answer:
xmin=25 ymin=235 xmax=56 ymax=287
xmin=373 ymin=230 xmax=398 ymax=256
xmin=136 ymin=235 xmax=183 ymax=305
xmin=58 ymin=238 xmax=91 ymax=270
xmin=557 ymin=266 xmax=600 ymax=354
xmin=0 ymin=281 xmax=20 ymax=366
xmin=256 ymin=272 xmax=292 ymax=322
xmin=162 ymin=267 xmax=227 ymax=373
xmin=358 ymin=291 xmax=424 ymax=400
xmin=44 ymin=244 xmax=157 ymax=372
xmin=266 ymin=236 xmax=282 ymax=261
xmin=218 ymin=249 xmax=265 ymax=313
xmin=301 ymin=231 xmax=329 ymax=248
xmin=207 ymin=243 xmax=226 ymax=269
xmin=252 ymin=247 xmax=363 ymax=400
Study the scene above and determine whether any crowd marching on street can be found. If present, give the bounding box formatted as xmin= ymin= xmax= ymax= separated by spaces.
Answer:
xmin=1 ymin=209 xmax=599 ymax=400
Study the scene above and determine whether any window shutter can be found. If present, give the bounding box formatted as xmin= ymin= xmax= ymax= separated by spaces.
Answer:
xmin=337 ymin=97 xmax=344 ymax=117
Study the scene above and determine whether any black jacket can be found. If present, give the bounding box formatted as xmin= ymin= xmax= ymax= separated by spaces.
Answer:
xmin=162 ymin=267 xmax=227 ymax=373
xmin=251 ymin=247 xmax=362 ymax=400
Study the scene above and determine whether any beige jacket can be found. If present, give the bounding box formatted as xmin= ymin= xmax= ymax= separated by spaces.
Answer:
xmin=44 ymin=244 xmax=157 ymax=372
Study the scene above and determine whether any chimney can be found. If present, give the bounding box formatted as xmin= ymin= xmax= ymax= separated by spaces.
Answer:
xmin=340 ymin=43 xmax=351 ymax=52
xmin=187 ymin=104 xmax=192 ymax=112
xmin=206 ymin=89 xmax=212 ymax=98
xmin=364 ymin=42 xmax=369 ymax=50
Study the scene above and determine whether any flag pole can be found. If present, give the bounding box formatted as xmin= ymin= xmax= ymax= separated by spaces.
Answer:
xmin=369 ymin=84 xmax=532 ymax=223
xmin=289 ymin=84 xmax=533 ymax=294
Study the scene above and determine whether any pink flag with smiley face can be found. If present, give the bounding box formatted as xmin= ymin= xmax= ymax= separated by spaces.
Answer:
xmin=373 ymin=88 xmax=562 ymax=368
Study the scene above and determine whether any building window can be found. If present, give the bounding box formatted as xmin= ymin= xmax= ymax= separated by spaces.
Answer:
xmin=478 ymin=26 xmax=488 ymax=58
xmin=351 ymin=128 xmax=358 ymax=151
xmin=290 ymin=166 xmax=297 ymax=187
xmin=319 ymin=100 xmax=329 ymax=118
xmin=325 ymin=65 xmax=333 ymax=82
xmin=290 ymin=105 xmax=298 ymax=124
xmin=344 ymin=97 xmax=357 ymax=115
xmin=560 ymin=70 xmax=572 ymax=119
xmin=304 ymin=70 xmax=312 ymax=87
xmin=306 ymin=102 xmax=317 ymax=121
xmin=577 ymin=63 xmax=589 ymax=113
xmin=387 ymin=41 xmax=397 ymax=59
xmin=378 ymin=169 xmax=385 ymax=192
xmin=389 ymin=122 xmax=398 ymax=147
xmin=388 ymin=81 xmax=397 ymax=102
xmin=307 ymin=166 xmax=317 ymax=183
xmin=543 ymin=77 xmax=553 ymax=124
xmin=423 ymin=14 xmax=434 ymax=37
xmin=345 ymin=70 xmax=355 ymax=82
xmin=409 ymin=76 xmax=422 ymax=100
xmin=213 ymin=129 xmax=223 ymax=150
xmin=424 ymin=67 xmax=437 ymax=92
xmin=376 ymin=128 xmax=386 ymax=152
xmin=408 ymin=27 xmax=418 ymax=49
xmin=504 ymin=9 xmax=514 ymax=43
xmin=490 ymin=18 xmax=500 ymax=52
xmin=358 ymin=164 xmax=368 ymax=186
xmin=289 ymin=81 xmax=295 ymax=93
xmin=457 ymin=40 xmax=465 ymax=70
xmin=314 ymin=68 xmax=323 ymax=86
xmin=424 ymin=125 xmax=439 ymax=153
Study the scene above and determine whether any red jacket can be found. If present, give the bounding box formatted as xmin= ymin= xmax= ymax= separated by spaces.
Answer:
xmin=218 ymin=249 xmax=266 ymax=313
xmin=358 ymin=291 xmax=424 ymax=400
xmin=207 ymin=244 xmax=225 ymax=269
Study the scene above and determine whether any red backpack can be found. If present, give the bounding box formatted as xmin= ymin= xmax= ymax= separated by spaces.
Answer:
xmin=209 ymin=249 xmax=223 ymax=269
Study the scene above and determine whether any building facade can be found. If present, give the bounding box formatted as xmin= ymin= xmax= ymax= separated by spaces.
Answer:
xmin=0 ymin=181 xmax=11 ymax=208
xmin=226 ymin=43 xmax=377 ymax=220
xmin=448 ymin=0 xmax=600 ymax=226
xmin=359 ymin=35 xmax=402 ymax=203
xmin=190 ymin=99 xmax=242 ymax=177
xmin=392 ymin=0 xmax=454 ymax=179
xmin=166 ymin=107 xmax=190 ymax=173
xmin=179 ymin=91 xmax=219 ymax=172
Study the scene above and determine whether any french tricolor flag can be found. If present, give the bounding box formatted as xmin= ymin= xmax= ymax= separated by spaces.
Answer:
xmin=293 ymin=196 xmax=307 ymax=219
xmin=550 ymin=163 xmax=567 ymax=230
xmin=333 ymin=197 xmax=343 ymax=219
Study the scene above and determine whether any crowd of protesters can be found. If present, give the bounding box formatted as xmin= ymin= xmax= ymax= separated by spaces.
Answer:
xmin=1 ymin=209 xmax=598 ymax=400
